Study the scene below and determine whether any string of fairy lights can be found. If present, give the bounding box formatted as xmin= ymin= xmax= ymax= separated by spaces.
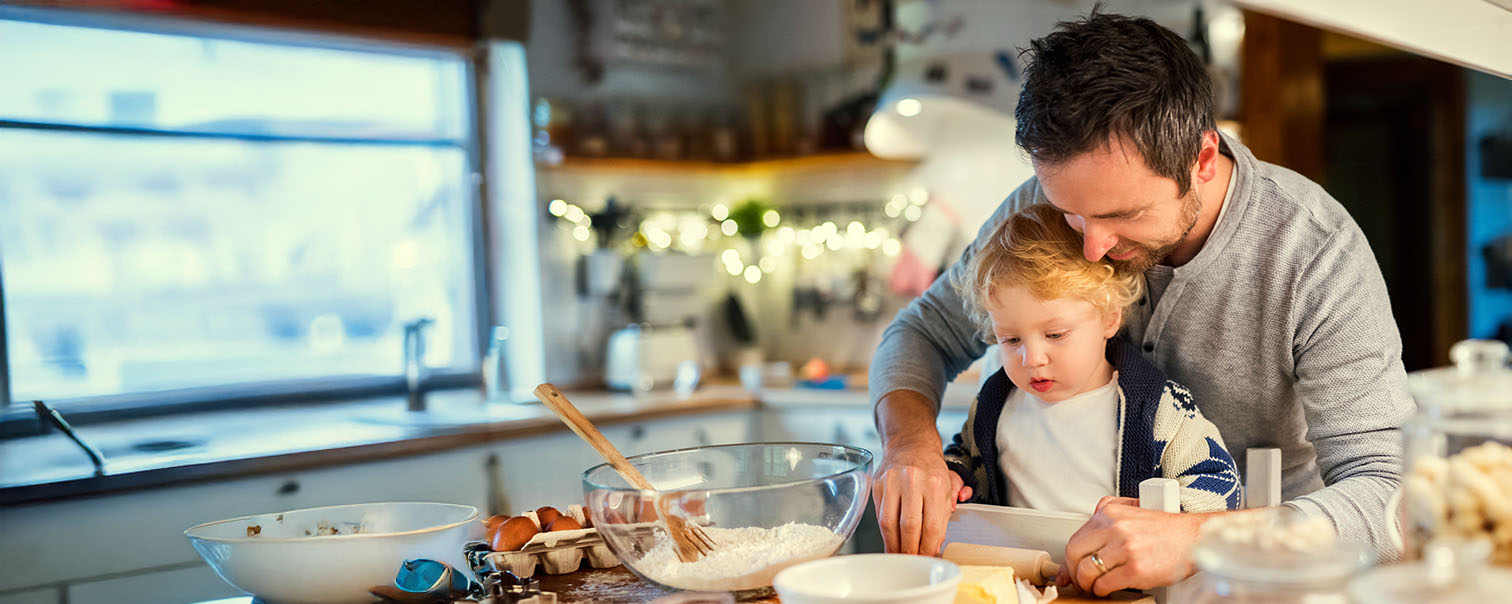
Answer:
xmin=547 ymin=189 xmax=931 ymax=284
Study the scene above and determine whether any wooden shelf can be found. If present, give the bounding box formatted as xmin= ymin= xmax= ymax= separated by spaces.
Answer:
xmin=537 ymin=151 xmax=916 ymax=175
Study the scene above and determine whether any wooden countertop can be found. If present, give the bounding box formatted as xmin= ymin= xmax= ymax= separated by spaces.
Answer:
xmin=537 ymin=565 xmax=779 ymax=603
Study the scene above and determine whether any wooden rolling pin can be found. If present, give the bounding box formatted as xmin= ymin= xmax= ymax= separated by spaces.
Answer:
xmin=942 ymin=542 xmax=1062 ymax=585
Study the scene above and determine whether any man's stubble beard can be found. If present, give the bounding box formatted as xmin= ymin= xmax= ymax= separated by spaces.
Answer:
xmin=1107 ymin=188 xmax=1202 ymax=274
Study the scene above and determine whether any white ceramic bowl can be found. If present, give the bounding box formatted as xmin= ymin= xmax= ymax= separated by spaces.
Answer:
xmin=773 ymin=554 xmax=962 ymax=604
xmin=185 ymin=501 xmax=482 ymax=604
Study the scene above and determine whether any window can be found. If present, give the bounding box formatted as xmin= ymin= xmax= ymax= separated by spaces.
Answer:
xmin=0 ymin=16 xmax=482 ymax=406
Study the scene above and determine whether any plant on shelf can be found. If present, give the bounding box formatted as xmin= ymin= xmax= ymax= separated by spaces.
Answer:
xmin=728 ymin=199 xmax=778 ymax=239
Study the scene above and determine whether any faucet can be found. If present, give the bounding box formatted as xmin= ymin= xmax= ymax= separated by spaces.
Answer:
xmin=34 ymin=400 xmax=106 ymax=476
xmin=403 ymin=318 xmax=435 ymax=412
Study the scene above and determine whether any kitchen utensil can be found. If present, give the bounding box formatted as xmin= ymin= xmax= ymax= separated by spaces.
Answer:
xmin=582 ymin=442 xmax=873 ymax=592
xmin=532 ymin=383 xmax=714 ymax=562
xmin=184 ymin=502 xmax=481 ymax=604
xmin=369 ymin=559 xmax=475 ymax=603
xmin=772 ymin=554 xmax=961 ymax=604
xmin=945 ymin=504 xmax=1089 ymax=563
xmin=941 ymin=543 xmax=1061 ymax=585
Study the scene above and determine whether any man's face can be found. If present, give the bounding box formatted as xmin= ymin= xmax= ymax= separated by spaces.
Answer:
xmin=1034 ymin=137 xmax=1200 ymax=273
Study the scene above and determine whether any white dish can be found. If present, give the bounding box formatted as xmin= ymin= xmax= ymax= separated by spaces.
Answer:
xmin=185 ymin=501 xmax=482 ymax=604
xmin=773 ymin=554 xmax=961 ymax=604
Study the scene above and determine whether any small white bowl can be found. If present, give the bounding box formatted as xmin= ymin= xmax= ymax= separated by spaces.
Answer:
xmin=185 ymin=501 xmax=481 ymax=604
xmin=773 ymin=554 xmax=962 ymax=604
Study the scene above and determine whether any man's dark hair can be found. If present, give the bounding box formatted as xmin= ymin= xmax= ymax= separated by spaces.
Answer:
xmin=1015 ymin=10 xmax=1215 ymax=195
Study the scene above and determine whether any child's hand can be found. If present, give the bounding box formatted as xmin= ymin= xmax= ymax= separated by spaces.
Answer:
xmin=947 ymin=473 xmax=972 ymax=511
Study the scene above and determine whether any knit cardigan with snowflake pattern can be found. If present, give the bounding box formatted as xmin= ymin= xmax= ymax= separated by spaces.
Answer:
xmin=944 ymin=336 xmax=1243 ymax=512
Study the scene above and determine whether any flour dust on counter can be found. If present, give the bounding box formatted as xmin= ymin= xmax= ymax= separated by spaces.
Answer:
xmin=635 ymin=522 xmax=842 ymax=591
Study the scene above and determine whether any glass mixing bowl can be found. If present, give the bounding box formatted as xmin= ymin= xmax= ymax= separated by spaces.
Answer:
xmin=582 ymin=442 xmax=873 ymax=592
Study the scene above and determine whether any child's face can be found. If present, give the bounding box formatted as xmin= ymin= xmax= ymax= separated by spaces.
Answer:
xmin=987 ymin=285 xmax=1120 ymax=402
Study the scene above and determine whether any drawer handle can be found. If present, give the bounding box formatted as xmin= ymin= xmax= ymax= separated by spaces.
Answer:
xmin=277 ymin=479 xmax=300 ymax=496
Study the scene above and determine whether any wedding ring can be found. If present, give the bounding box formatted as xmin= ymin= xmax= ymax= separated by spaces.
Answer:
xmin=1090 ymin=552 xmax=1110 ymax=575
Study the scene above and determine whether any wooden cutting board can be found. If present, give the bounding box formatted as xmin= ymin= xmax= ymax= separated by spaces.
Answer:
xmin=534 ymin=564 xmax=1153 ymax=603
xmin=1052 ymin=591 xmax=1156 ymax=603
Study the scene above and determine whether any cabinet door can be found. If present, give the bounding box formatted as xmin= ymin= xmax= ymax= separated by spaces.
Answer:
xmin=0 ymin=587 xmax=60 ymax=604
xmin=1 ymin=476 xmax=292 ymax=591
xmin=0 ymin=448 xmax=486 ymax=593
xmin=626 ymin=411 xmax=753 ymax=453
xmin=287 ymin=448 xmax=489 ymax=511
xmin=66 ymin=564 xmax=243 ymax=604
xmin=480 ymin=411 xmax=754 ymax=515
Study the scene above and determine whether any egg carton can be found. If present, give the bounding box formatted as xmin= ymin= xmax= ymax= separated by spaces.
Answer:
xmin=485 ymin=504 xmax=620 ymax=578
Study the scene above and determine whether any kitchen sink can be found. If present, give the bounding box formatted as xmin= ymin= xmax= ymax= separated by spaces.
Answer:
xmin=354 ymin=393 xmax=539 ymax=428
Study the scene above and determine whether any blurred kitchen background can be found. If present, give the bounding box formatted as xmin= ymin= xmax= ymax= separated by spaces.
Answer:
xmin=0 ymin=0 xmax=1508 ymax=602
xmin=2 ymin=0 xmax=1509 ymax=411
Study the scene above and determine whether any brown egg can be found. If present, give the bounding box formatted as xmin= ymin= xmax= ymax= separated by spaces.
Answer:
xmin=535 ymin=506 xmax=563 ymax=528
xmin=582 ymin=514 xmax=593 ymax=528
xmin=546 ymin=516 xmax=582 ymax=532
xmin=490 ymin=515 xmax=538 ymax=551
xmin=483 ymin=514 xmax=510 ymax=533
xmin=633 ymin=497 xmax=659 ymax=522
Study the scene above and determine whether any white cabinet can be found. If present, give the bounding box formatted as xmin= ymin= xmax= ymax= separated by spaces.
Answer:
xmin=480 ymin=411 xmax=753 ymax=514
xmin=67 ymin=564 xmax=243 ymax=604
xmin=0 ymin=406 xmax=752 ymax=603
xmin=0 ymin=588 xmax=59 ymax=604
xmin=0 ymin=447 xmax=485 ymax=595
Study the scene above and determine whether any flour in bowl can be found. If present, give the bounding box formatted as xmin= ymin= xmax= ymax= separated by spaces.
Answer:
xmin=635 ymin=522 xmax=842 ymax=591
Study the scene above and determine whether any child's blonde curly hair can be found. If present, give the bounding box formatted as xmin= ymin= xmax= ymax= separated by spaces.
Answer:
xmin=953 ymin=203 xmax=1144 ymax=342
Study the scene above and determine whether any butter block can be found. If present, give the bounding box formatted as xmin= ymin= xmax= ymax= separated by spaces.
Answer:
xmin=954 ymin=565 xmax=1019 ymax=604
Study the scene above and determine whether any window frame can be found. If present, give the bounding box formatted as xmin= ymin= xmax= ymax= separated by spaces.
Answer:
xmin=0 ymin=7 xmax=494 ymax=425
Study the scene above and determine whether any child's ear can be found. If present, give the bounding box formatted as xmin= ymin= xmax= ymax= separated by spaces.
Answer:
xmin=1102 ymin=308 xmax=1122 ymax=339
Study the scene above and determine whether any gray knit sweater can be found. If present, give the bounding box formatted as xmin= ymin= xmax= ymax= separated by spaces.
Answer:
xmin=870 ymin=133 xmax=1413 ymax=556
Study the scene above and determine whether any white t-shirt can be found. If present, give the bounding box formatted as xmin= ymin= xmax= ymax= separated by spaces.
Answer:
xmin=996 ymin=374 xmax=1119 ymax=514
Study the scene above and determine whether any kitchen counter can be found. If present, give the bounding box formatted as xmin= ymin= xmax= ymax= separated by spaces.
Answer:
xmin=0 ymin=381 xmax=976 ymax=506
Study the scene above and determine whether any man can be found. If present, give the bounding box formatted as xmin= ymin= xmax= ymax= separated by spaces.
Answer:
xmin=868 ymin=10 xmax=1412 ymax=596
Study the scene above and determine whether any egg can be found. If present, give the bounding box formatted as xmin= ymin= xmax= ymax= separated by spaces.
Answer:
xmin=535 ymin=506 xmax=563 ymax=528
xmin=483 ymin=514 xmax=510 ymax=533
xmin=546 ymin=516 xmax=582 ymax=532
xmin=634 ymin=497 xmax=660 ymax=522
xmin=490 ymin=515 xmax=539 ymax=551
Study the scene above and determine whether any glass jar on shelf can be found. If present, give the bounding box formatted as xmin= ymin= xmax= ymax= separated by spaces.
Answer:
xmin=1175 ymin=507 xmax=1373 ymax=604
xmin=1400 ymin=339 xmax=1512 ymax=563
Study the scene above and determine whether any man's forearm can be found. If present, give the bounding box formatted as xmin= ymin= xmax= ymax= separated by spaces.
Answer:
xmin=877 ymin=389 xmax=944 ymax=452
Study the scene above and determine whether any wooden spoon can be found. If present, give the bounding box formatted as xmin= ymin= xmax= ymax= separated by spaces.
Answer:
xmin=533 ymin=383 xmax=715 ymax=562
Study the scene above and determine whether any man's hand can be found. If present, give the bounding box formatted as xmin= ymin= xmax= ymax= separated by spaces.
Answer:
xmin=872 ymin=389 xmax=961 ymax=556
xmin=1059 ymin=497 xmax=1211 ymax=596
xmin=872 ymin=440 xmax=962 ymax=555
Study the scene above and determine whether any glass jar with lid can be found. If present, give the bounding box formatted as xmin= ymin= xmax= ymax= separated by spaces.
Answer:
xmin=1350 ymin=538 xmax=1512 ymax=603
xmin=1400 ymin=339 xmax=1512 ymax=563
xmin=1175 ymin=507 xmax=1373 ymax=604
